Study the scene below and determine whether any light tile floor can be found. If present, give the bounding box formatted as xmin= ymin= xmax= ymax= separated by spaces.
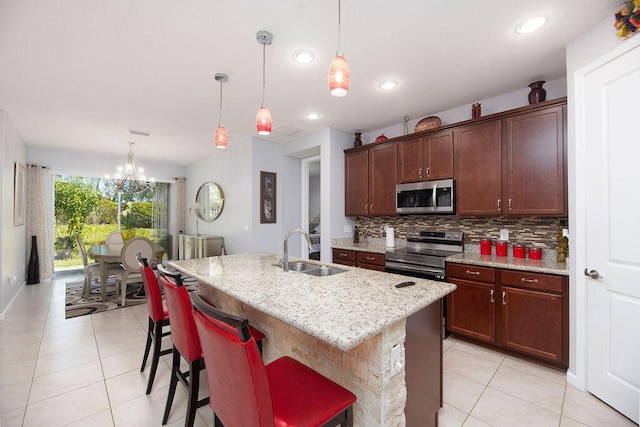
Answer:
xmin=0 ymin=276 xmax=636 ymax=426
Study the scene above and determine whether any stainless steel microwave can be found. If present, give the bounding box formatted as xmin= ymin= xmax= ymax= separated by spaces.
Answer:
xmin=396 ymin=179 xmax=455 ymax=214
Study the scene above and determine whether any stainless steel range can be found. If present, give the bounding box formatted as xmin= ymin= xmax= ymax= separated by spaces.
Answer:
xmin=385 ymin=229 xmax=464 ymax=281
xmin=385 ymin=229 xmax=463 ymax=338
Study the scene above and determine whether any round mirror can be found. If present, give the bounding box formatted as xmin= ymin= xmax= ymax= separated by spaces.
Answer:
xmin=195 ymin=182 xmax=225 ymax=222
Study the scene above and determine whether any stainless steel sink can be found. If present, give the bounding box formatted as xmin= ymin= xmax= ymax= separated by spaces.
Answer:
xmin=274 ymin=261 xmax=346 ymax=276
xmin=288 ymin=261 xmax=320 ymax=272
xmin=301 ymin=266 xmax=346 ymax=277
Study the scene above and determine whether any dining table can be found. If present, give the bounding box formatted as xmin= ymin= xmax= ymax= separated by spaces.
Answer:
xmin=88 ymin=243 xmax=165 ymax=302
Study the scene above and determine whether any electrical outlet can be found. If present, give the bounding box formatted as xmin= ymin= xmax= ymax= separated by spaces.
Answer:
xmin=344 ymin=225 xmax=352 ymax=233
xmin=390 ymin=344 xmax=404 ymax=376
xmin=500 ymin=229 xmax=509 ymax=241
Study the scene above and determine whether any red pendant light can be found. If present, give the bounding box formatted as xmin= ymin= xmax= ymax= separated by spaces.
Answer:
xmin=328 ymin=0 xmax=350 ymax=96
xmin=256 ymin=31 xmax=273 ymax=135
xmin=214 ymin=73 xmax=228 ymax=149
xmin=256 ymin=105 xmax=272 ymax=135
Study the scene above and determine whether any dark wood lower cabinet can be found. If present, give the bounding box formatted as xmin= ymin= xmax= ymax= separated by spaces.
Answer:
xmin=332 ymin=248 xmax=385 ymax=271
xmin=446 ymin=263 xmax=568 ymax=368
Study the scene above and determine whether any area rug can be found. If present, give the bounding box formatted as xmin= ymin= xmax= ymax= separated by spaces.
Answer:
xmin=65 ymin=272 xmax=198 ymax=319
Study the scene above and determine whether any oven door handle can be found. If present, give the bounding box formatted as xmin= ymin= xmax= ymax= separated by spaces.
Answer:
xmin=385 ymin=261 xmax=446 ymax=279
xmin=432 ymin=183 xmax=437 ymax=210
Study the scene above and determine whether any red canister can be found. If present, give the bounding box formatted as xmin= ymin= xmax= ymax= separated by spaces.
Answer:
xmin=480 ymin=239 xmax=492 ymax=255
xmin=513 ymin=244 xmax=526 ymax=258
xmin=529 ymin=247 xmax=542 ymax=260
xmin=495 ymin=240 xmax=508 ymax=257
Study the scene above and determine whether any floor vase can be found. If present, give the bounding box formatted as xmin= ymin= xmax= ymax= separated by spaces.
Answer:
xmin=27 ymin=235 xmax=40 ymax=284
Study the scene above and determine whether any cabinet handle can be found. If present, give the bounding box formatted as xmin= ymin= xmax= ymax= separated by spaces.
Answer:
xmin=364 ymin=204 xmax=368 ymax=214
xmin=366 ymin=256 xmax=375 ymax=260
xmin=508 ymin=198 xmax=512 ymax=211
xmin=502 ymin=291 xmax=506 ymax=305
xmin=520 ymin=278 xmax=539 ymax=284
xmin=340 ymin=252 xmax=348 ymax=257
xmin=426 ymin=167 xmax=430 ymax=176
xmin=497 ymin=198 xmax=501 ymax=210
xmin=465 ymin=270 xmax=480 ymax=275
xmin=490 ymin=289 xmax=495 ymax=303
xmin=418 ymin=167 xmax=422 ymax=178
xmin=370 ymin=204 xmax=373 ymax=213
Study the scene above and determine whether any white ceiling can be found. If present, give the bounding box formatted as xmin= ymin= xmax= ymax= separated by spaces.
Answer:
xmin=0 ymin=0 xmax=618 ymax=166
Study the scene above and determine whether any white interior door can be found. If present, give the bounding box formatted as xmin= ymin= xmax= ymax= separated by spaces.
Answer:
xmin=583 ymin=42 xmax=640 ymax=424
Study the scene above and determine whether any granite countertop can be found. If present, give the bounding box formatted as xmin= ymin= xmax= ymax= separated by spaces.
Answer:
xmin=331 ymin=238 xmax=568 ymax=276
xmin=331 ymin=237 xmax=405 ymax=254
xmin=445 ymin=252 xmax=569 ymax=276
xmin=169 ymin=252 xmax=455 ymax=351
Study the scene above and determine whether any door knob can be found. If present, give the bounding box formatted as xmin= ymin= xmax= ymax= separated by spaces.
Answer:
xmin=584 ymin=268 xmax=603 ymax=279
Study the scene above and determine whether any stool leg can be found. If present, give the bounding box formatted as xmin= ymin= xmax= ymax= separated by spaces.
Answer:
xmin=145 ymin=321 xmax=163 ymax=394
xmin=162 ymin=347 xmax=180 ymax=425
xmin=141 ymin=317 xmax=153 ymax=372
xmin=185 ymin=360 xmax=200 ymax=427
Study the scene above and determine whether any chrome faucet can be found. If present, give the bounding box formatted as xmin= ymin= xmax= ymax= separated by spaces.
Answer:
xmin=281 ymin=228 xmax=314 ymax=272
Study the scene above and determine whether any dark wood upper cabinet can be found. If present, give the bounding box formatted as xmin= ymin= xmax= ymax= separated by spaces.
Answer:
xmin=504 ymin=105 xmax=566 ymax=215
xmin=345 ymin=149 xmax=369 ymax=216
xmin=424 ymin=131 xmax=454 ymax=180
xmin=345 ymin=143 xmax=397 ymax=217
xmin=397 ymin=131 xmax=453 ymax=183
xmin=369 ymin=144 xmax=397 ymax=216
xmin=454 ymin=121 xmax=502 ymax=215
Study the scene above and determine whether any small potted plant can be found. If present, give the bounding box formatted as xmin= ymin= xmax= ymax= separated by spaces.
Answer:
xmin=120 ymin=202 xmax=136 ymax=241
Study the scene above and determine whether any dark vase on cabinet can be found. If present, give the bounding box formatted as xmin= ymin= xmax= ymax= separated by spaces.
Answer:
xmin=528 ymin=81 xmax=546 ymax=104
xmin=27 ymin=235 xmax=40 ymax=284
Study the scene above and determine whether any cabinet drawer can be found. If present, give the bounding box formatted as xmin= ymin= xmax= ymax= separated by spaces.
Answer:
xmin=332 ymin=248 xmax=356 ymax=262
xmin=356 ymin=251 xmax=385 ymax=266
xmin=447 ymin=263 xmax=496 ymax=283
xmin=501 ymin=270 xmax=563 ymax=293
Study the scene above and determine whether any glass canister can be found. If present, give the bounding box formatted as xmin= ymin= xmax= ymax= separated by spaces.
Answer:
xmin=496 ymin=240 xmax=508 ymax=257
xmin=513 ymin=244 xmax=526 ymax=258
xmin=529 ymin=247 xmax=542 ymax=260
xmin=480 ymin=239 xmax=492 ymax=255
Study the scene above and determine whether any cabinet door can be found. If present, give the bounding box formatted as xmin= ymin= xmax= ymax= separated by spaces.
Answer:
xmin=505 ymin=105 xmax=566 ymax=215
xmin=501 ymin=286 xmax=564 ymax=363
xmin=397 ymin=137 xmax=424 ymax=183
xmin=345 ymin=150 xmax=369 ymax=216
xmin=447 ymin=279 xmax=496 ymax=343
xmin=369 ymin=144 xmax=397 ymax=216
xmin=425 ymin=131 xmax=454 ymax=180
xmin=454 ymin=121 xmax=502 ymax=215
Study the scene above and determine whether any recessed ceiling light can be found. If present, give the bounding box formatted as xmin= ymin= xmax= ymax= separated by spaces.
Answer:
xmin=293 ymin=50 xmax=315 ymax=64
xmin=378 ymin=79 xmax=398 ymax=90
xmin=305 ymin=112 xmax=320 ymax=120
xmin=516 ymin=16 xmax=547 ymax=34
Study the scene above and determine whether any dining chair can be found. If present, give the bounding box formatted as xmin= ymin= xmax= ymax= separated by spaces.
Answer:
xmin=157 ymin=264 xmax=210 ymax=427
xmin=137 ymin=255 xmax=171 ymax=395
xmin=105 ymin=230 xmax=124 ymax=245
xmin=75 ymin=234 xmax=122 ymax=299
xmin=191 ymin=293 xmax=357 ymax=427
xmin=114 ymin=236 xmax=154 ymax=307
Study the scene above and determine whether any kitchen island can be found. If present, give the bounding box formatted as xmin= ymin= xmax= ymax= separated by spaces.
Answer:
xmin=169 ymin=252 xmax=456 ymax=427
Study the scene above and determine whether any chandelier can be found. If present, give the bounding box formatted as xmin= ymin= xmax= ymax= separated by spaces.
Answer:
xmin=106 ymin=142 xmax=155 ymax=193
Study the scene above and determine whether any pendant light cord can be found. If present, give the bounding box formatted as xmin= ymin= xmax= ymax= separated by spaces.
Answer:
xmin=219 ymin=79 xmax=223 ymax=125
xmin=262 ymin=42 xmax=266 ymax=105
xmin=337 ymin=0 xmax=342 ymax=54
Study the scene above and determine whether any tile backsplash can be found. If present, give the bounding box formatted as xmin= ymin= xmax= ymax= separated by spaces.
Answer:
xmin=355 ymin=216 xmax=567 ymax=249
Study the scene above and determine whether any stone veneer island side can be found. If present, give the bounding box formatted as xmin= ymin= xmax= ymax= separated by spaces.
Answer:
xmin=169 ymin=252 xmax=456 ymax=426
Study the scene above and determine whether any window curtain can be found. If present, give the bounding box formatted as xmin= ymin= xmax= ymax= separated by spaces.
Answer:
xmin=174 ymin=178 xmax=186 ymax=259
xmin=26 ymin=164 xmax=54 ymax=281
xmin=152 ymin=182 xmax=169 ymax=260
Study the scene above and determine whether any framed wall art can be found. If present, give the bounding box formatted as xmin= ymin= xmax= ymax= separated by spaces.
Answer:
xmin=14 ymin=162 xmax=25 ymax=226
xmin=260 ymin=171 xmax=276 ymax=224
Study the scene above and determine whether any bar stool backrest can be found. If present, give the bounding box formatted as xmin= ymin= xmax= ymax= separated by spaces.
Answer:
xmin=137 ymin=255 xmax=164 ymax=322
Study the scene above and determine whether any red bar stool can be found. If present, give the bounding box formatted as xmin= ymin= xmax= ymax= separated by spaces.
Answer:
xmin=191 ymin=293 xmax=357 ymax=427
xmin=157 ymin=265 xmax=210 ymax=427
xmin=136 ymin=255 xmax=172 ymax=395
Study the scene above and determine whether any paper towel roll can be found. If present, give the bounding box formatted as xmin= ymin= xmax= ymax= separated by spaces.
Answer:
xmin=386 ymin=227 xmax=395 ymax=247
